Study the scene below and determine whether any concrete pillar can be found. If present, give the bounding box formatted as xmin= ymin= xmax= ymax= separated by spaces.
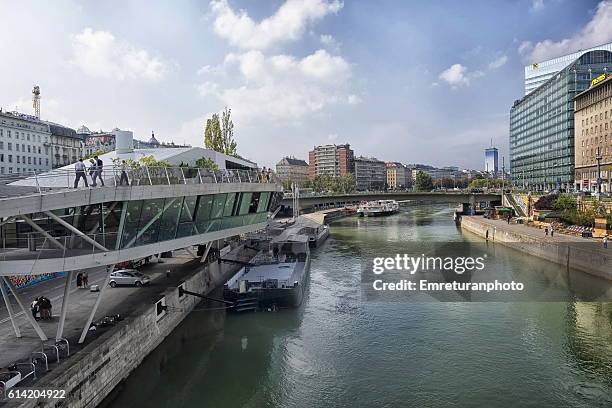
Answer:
xmin=56 ymin=270 xmax=74 ymax=341
xmin=78 ymin=264 xmax=115 ymax=344
xmin=0 ymin=279 xmax=21 ymax=338
xmin=1 ymin=276 xmax=47 ymax=341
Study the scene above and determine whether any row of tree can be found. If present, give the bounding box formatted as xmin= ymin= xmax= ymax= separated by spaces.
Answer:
xmin=300 ymin=174 xmax=357 ymax=194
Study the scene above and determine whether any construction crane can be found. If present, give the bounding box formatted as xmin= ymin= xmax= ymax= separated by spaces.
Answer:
xmin=32 ymin=86 xmax=41 ymax=119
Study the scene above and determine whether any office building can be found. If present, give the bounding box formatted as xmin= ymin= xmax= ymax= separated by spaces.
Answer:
xmin=524 ymin=42 xmax=612 ymax=95
xmin=276 ymin=156 xmax=309 ymax=186
xmin=574 ymin=74 xmax=612 ymax=192
xmin=0 ymin=110 xmax=52 ymax=174
xmin=47 ymin=122 xmax=82 ymax=168
xmin=385 ymin=162 xmax=411 ymax=190
xmin=485 ymin=147 xmax=499 ymax=176
xmin=308 ymin=143 xmax=354 ymax=179
xmin=510 ymin=50 xmax=612 ymax=191
xmin=354 ymin=156 xmax=386 ymax=191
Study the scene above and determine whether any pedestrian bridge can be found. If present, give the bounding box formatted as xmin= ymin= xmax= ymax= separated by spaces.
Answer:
xmin=281 ymin=191 xmax=502 ymax=212
xmin=0 ymin=166 xmax=283 ymax=276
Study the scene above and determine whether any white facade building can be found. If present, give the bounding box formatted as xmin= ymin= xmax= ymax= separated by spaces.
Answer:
xmin=524 ymin=42 xmax=612 ymax=95
xmin=0 ymin=111 xmax=52 ymax=175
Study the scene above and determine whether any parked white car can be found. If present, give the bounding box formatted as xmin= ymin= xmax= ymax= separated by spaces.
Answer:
xmin=108 ymin=269 xmax=151 ymax=287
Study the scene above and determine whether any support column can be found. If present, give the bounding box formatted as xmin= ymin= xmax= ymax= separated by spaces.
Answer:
xmin=21 ymin=215 xmax=66 ymax=251
xmin=200 ymin=242 xmax=212 ymax=264
xmin=0 ymin=280 xmax=20 ymax=338
xmin=1 ymin=276 xmax=47 ymax=341
xmin=78 ymin=264 xmax=114 ymax=344
xmin=44 ymin=211 xmax=108 ymax=252
xmin=55 ymin=270 xmax=74 ymax=341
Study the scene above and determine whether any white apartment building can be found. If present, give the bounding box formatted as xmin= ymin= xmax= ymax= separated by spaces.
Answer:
xmin=0 ymin=111 xmax=52 ymax=175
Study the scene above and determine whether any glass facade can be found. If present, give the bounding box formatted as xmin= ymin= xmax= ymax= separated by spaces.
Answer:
xmin=510 ymin=50 xmax=612 ymax=191
xmin=0 ymin=191 xmax=282 ymax=253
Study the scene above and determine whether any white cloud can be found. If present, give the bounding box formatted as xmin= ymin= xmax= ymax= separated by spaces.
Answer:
xmin=320 ymin=33 xmax=341 ymax=51
xmin=347 ymin=94 xmax=362 ymax=104
xmin=488 ymin=55 xmax=508 ymax=69
xmin=438 ymin=64 xmax=484 ymax=88
xmin=209 ymin=0 xmax=343 ymax=50
xmin=531 ymin=0 xmax=545 ymax=11
xmin=199 ymin=49 xmax=353 ymax=123
xmin=519 ymin=1 xmax=612 ymax=63
xmin=71 ymin=28 xmax=169 ymax=81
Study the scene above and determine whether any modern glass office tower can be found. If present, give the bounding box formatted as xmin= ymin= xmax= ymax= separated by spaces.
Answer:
xmin=524 ymin=42 xmax=612 ymax=95
xmin=510 ymin=50 xmax=612 ymax=191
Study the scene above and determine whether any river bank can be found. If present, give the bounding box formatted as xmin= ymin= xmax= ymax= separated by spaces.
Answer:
xmin=460 ymin=216 xmax=612 ymax=280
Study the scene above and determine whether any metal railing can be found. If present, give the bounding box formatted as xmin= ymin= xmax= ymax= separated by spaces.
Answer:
xmin=0 ymin=165 xmax=279 ymax=196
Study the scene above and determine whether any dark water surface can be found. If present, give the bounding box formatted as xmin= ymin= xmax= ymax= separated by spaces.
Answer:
xmin=105 ymin=206 xmax=612 ymax=408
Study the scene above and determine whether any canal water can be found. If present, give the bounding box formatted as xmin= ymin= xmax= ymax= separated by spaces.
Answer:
xmin=105 ymin=205 xmax=612 ymax=408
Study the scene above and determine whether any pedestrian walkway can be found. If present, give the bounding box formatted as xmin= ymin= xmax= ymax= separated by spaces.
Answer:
xmin=474 ymin=217 xmax=608 ymax=251
xmin=0 ymin=251 xmax=194 ymax=368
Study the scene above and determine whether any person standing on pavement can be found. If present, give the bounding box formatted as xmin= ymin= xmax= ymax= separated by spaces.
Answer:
xmin=82 ymin=272 xmax=89 ymax=289
xmin=30 ymin=297 xmax=39 ymax=319
xmin=74 ymin=158 xmax=89 ymax=188
xmin=550 ymin=226 xmax=554 ymax=237
xmin=76 ymin=272 xmax=83 ymax=288
xmin=604 ymin=235 xmax=609 ymax=249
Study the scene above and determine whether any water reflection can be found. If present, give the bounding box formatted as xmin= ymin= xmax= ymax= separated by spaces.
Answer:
xmin=104 ymin=205 xmax=612 ymax=408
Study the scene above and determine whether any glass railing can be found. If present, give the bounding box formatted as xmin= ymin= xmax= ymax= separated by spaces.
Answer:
xmin=0 ymin=166 xmax=279 ymax=196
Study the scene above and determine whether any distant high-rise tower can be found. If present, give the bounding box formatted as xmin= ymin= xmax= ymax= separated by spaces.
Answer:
xmin=485 ymin=146 xmax=499 ymax=176
xmin=32 ymin=86 xmax=41 ymax=119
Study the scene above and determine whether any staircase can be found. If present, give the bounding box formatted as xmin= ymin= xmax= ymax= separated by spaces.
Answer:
xmin=232 ymin=297 xmax=259 ymax=313
xmin=503 ymin=193 xmax=526 ymax=217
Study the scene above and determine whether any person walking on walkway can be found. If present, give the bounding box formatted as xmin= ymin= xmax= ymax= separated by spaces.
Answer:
xmin=507 ymin=214 xmax=511 ymax=224
xmin=544 ymin=227 xmax=549 ymax=237
xmin=74 ymin=158 xmax=89 ymax=188
xmin=550 ymin=227 xmax=554 ymax=238
xmin=82 ymin=272 xmax=89 ymax=289
xmin=604 ymin=235 xmax=609 ymax=249
xmin=89 ymin=159 xmax=97 ymax=186
xmin=119 ymin=160 xmax=129 ymax=186
xmin=93 ymin=155 xmax=105 ymax=186
xmin=76 ymin=272 xmax=83 ymax=288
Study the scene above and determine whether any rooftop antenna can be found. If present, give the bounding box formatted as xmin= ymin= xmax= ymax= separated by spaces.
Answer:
xmin=32 ymin=86 xmax=41 ymax=119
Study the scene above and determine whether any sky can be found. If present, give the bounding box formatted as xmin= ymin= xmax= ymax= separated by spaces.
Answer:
xmin=1 ymin=0 xmax=612 ymax=170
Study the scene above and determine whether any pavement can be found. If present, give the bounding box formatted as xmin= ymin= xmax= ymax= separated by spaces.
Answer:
xmin=471 ymin=217 xmax=610 ymax=252
xmin=0 ymin=250 xmax=202 ymax=370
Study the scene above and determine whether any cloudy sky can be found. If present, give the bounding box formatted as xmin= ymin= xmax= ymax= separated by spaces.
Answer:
xmin=2 ymin=0 xmax=612 ymax=169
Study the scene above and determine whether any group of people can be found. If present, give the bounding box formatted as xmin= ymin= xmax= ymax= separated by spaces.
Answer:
xmin=76 ymin=272 xmax=89 ymax=288
xmin=74 ymin=155 xmax=105 ymax=188
xmin=74 ymin=157 xmax=131 ymax=188
xmin=30 ymin=296 xmax=52 ymax=320
xmin=259 ymin=167 xmax=273 ymax=183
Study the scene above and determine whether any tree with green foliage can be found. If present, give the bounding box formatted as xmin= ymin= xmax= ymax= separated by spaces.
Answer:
xmin=195 ymin=157 xmax=219 ymax=170
xmin=414 ymin=171 xmax=434 ymax=191
xmin=552 ymin=195 xmax=577 ymax=212
xmin=85 ymin=149 xmax=110 ymax=159
xmin=204 ymin=107 xmax=237 ymax=156
xmin=138 ymin=155 xmax=171 ymax=167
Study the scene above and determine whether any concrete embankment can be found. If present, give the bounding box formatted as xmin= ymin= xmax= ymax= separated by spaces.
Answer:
xmin=11 ymin=246 xmax=255 ymax=408
xmin=460 ymin=216 xmax=612 ymax=281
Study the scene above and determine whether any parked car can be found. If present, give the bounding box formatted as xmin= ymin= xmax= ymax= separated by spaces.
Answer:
xmin=108 ymin=269 xmax=151 ymax=287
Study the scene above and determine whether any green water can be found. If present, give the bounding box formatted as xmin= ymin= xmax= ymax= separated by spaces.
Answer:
xmin=105 ymin=206 xmax=612 ymax=408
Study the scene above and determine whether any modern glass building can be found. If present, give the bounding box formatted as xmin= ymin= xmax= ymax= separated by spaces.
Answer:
xmin=510 ymin=50 xmax=612 ymax=191
xmin=484 ymin=147 xmax=498 ymax=176
xmin=524 ymin=42 xmax=612 ymax=95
